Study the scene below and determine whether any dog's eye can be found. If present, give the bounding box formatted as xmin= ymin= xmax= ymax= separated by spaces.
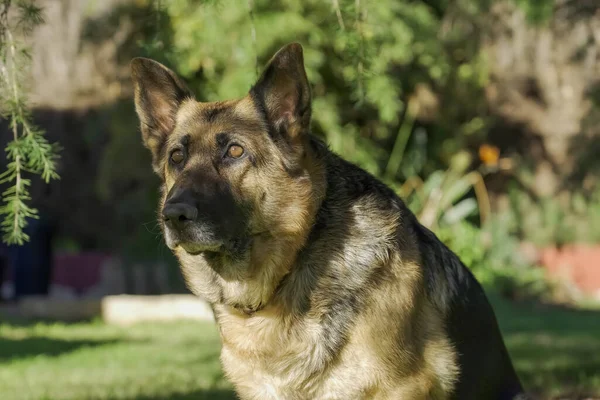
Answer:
xmin=170 ymin=149 xmax=185 ymax=164
xmin=227 ymin=145 xmax=244 ymax=159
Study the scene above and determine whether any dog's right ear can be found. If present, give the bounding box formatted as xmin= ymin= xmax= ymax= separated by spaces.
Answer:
xmin=250 ymin=43 xmax=311 ymax=143
xmin=130 ymin=58 xmax=193 ymax=172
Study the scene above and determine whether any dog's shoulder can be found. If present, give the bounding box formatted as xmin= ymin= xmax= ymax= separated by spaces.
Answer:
xmin=316 ymin=140 xmax=475 ymax=304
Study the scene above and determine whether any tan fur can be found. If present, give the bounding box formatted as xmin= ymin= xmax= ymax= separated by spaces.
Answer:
xmin=212 ymin=198 xmax=458 ymax=400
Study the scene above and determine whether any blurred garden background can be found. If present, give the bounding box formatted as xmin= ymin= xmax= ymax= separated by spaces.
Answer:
xmin=0 ymin=0 xmax=599 ymax=399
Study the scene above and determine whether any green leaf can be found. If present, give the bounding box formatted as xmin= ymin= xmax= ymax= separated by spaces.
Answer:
xmin=442 ymin=198 xmax=478 ymax=225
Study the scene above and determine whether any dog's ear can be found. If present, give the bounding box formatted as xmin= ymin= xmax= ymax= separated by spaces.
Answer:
xmin=130 ymin=58 xmax=193 ymax=172
xmin=250 ymin=43 xmax=311 ymax=141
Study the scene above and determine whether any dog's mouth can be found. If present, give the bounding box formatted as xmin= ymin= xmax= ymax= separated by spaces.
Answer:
xmin=178 ymin=241 xmax=223 ymax=255
xmin=173 ymin=231 xmax=268 ymax=257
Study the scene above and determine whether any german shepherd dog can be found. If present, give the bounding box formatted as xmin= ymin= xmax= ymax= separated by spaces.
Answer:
xmin=131 ymin=43 xmax=526 ymax=399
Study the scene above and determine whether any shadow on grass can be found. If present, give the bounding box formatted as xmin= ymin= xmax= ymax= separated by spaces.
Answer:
xmin=125 ymin=388 xmax=238 ymax=400
xmin=490 ymin=293 xmax=600 ymax=398
xmin=508 ymin=337 xmax=600 ymax=394
xmin=0 ymin=336 xmax=120 ymax=362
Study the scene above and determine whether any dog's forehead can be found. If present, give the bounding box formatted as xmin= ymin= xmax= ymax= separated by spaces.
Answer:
xmin=174 ymin=97 xmax=264 ymax=142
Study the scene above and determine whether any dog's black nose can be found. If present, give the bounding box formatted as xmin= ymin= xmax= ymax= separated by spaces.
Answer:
xmin=162 ymin=202 xmax=198 ymax=229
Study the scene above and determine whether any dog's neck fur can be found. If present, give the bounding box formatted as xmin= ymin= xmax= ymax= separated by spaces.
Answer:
xmin=221 ymin=137 xmax=330 ymax=317
xmin=176 ymin=136 xmax=328 ymax=313
xmin=210 ymin=147 xmax=419 ymax=398
xmin=215 ymin=138 xmax=400 ymax=322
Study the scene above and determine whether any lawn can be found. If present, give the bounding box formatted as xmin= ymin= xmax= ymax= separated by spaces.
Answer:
xmin=0 ymin=295 xmax=599 ymax=400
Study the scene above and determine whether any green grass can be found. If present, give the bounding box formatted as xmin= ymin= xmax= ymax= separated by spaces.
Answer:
xmin=1 ymin=295 xmax=599 ymax=400
xmin=0 ymin=320 xmax=234 ymax=400
xmin=492 ymin=295 xmax=600 ymax=399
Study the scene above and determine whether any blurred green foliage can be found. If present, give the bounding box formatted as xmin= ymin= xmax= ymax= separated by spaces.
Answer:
xmin=438 ymin=216 xmax=549 ymax=300
xmin=3 ymin=0 xmax=592 ymax=302
xmin=141 ymin=0 xmax=492 ymax=179
xmin=514 ymin=0 xmax=554 ymax=24
xmin=117 ymin=0 xmax=563 ymax=296
xmin=84 ymin=0 xmax=597 ymax=299
xmin=398 ymin=150 xmax=487 ymax=230
xmin=508 ymin=185 xmax=600 ymax=247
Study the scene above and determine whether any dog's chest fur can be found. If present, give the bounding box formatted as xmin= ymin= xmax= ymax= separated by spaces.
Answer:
xmin=217 ymin=313 xmax=380 ymax=399
xmin=216 ymin=287 xmax=456 ymax=400
xmin=213 ymin=196 xmax=458 ymax=400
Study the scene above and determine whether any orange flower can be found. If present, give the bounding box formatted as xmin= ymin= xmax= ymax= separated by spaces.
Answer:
xmin=479 ymin=144 xmax=500 ymax=166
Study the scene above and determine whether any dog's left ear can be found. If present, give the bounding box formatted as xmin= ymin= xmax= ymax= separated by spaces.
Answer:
xmin=250 ymin=43 xmax=311 ymax=141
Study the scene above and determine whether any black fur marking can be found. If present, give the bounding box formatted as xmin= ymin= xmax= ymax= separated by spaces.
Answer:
xmin=282 ymin=161 xmax=305 ymax=179
xmin=203 ymin=107 xmax=224 ymax=122
xmin=415 ymin=223 xmax=468 ymax=311
xmin=181 ymin=134 xmax=190 ymax=147
xmin=320 ymin=292 xmax=358 ymax=356
xmin=215 ymin=132 xmax=231 ymax=149
xmin=413 ymin=214 xmax=524 ymax=399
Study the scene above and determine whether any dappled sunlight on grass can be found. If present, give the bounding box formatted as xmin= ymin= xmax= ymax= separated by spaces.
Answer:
xmin=507 ymin=333 xmax=600 ymax=397
xmin=0 ymin=321 xmax=234 ymax=400
xmin=491 ymin=294 xmax=600 ymax=399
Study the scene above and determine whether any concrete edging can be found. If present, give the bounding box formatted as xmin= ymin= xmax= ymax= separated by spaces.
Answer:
xmin=5 ymin=294 xmax=215 ymax=325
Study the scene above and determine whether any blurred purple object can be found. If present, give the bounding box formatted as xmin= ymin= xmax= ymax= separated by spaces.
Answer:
xmin=51 ymin=252 xmax=110 ymax=294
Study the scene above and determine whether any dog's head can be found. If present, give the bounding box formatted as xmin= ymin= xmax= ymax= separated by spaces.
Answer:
xmin=131 ymin=43 xmax=325 ymax=310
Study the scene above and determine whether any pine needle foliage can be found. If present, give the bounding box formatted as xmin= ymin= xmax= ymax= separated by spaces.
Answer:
xmin=0 ymin=0 xmax=59 ymax=245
